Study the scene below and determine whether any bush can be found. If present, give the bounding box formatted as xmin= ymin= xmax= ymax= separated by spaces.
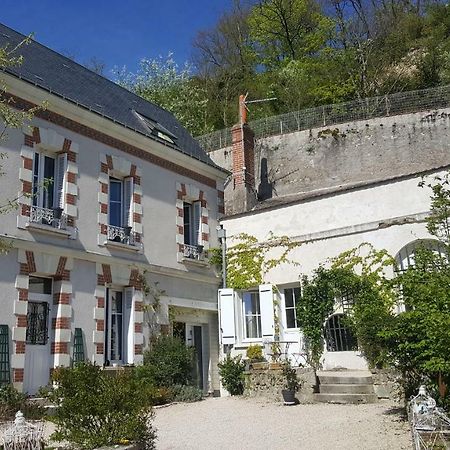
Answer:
xmin=0 ymin=384 xmax=26 ymax=419
xmin=218 ymin=354 xmax=246 ymax=395
xmin=171 ymin=384 xmax=203 ymax=403
xmin=48 ymin=363 xmax=156 ymax=449
xmin=246 ymin=344 xmax=264 ymax=361
xmin=0 ymin=384 xmax=44 ymax=420
xmin=141 ymin=336 xmax=194 ymax=388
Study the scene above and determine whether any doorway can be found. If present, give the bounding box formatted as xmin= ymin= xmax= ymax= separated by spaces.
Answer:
xmin=24 ymin=277 xmax=52 ymax=394
xmin=173 ymin=322 xmax=205 ymax=390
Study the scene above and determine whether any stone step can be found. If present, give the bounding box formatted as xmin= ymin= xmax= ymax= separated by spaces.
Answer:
xmin=315 ymin=393 xmax=378 ymax=404
xmin=319 ymin=384 xmax=375 ymax=394
xmin=318 ymin=371 xmax=373 ymax=385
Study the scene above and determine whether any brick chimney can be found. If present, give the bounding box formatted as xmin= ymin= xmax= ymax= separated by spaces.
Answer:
xmin=228 ymin=95 xmax=256 ymax=214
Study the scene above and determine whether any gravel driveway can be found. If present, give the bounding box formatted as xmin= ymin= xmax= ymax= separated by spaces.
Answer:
xmin=154 ymin=397 xmax=411 ymax=450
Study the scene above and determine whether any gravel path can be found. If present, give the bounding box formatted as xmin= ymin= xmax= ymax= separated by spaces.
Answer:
xmin=154 ymin=397 xmax=411 ymax=450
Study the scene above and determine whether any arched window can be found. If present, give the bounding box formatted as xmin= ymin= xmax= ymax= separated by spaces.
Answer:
xmin=395 ymin=239 xmax=446 ymax=272
xmin=324 ymin=314 xmax=357 ymax=352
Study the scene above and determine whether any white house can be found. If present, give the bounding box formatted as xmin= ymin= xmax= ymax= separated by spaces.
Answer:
xmin=0 ymin=23 xmax=227 ymax=395
xmin=210 ymin=98 xmax=450 ymax=370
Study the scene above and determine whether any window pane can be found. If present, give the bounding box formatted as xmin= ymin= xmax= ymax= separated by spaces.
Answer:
xmin=246 ymin=316 xmax=261 ymax=339
xmin=286 ymin=309 xmax=296 ymax=329
xmin=184 ymin=203 xmax=191 ymax=244
xmin=284 ymin=289 xmax=294 ymax=307
xmin=28 ymin=277 xmax=52 ymax=294
xmin=293 ymin=287 xmax=301 ymax=301
xmin=32 ymin=153 xmax=40 ymax=206
xmin=110 ymin=179 xmax=122 ymax=202
xmin=43 ymin=156 xmax=55 ymax=208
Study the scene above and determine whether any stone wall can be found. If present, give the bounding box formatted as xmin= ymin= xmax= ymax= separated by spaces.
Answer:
xmin=244 ymin=366 xmax=317 ymax=403
xmin=371 ymin=369 xmax=403 ymax=401
xmin=209 ymin=109 xmax=450 ymax=212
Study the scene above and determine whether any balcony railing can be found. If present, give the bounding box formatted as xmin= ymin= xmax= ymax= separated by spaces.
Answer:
xmin=107 ymin=224 xmax=137 ymax=246
xmin=183 ymin=243 xmax=204 ymax=261
xmin=30 ymin=206 xmax=67 ymax=230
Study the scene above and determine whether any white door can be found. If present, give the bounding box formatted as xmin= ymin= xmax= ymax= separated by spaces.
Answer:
xmin=24 ymin=293 xmax=52 ymax=394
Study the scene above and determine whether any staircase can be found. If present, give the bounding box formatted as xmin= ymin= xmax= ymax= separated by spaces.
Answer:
xmin=315 ymin=371 xmax=378 ymax=404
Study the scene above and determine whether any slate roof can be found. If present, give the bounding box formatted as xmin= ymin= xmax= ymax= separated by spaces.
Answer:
xmin=0 ymin=23 xmax=222 ymax=171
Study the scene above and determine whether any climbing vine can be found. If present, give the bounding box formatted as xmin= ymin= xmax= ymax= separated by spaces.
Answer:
xmin=210 ymin=232 xmax=301 ymax=290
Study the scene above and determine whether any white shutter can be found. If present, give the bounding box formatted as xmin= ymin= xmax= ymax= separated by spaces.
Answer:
xmin=193 ymin=201 xmax=201 ymax=246
xmin=123 ymin=287 xmax=134 ymax=364
xmin=259 ymin=284 xmax=275 ymax=340
xmin=123 ymin=177 xmax=134 ymax=227
xmin=218 ymin=288 xmax=236 ymax=345
xmin=54 ymin=153 xmax=67 ymax=209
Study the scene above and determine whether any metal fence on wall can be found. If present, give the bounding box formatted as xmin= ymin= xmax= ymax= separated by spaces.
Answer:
xmin=196 ymin=84 xmax=450 ymax=153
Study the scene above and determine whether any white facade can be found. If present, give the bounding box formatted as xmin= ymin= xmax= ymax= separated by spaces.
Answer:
xmin=219 ymin=170 xmax=440 ymax=370
xmin=0 ymin=71 xmax=226 ymax=394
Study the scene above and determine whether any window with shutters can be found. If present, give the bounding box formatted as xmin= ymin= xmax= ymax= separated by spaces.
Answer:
xmin=242 ymin=291 xmax=262 ymax=339
xmin=29 ymin=151 xmax=67 ymax=229
xmin=107 ymin=176 xmax=136 ymax=246
xmin=183 ymin=201 xmax=203 ymax=259
xmin=284 ymin=287 xmax=301 ymax=329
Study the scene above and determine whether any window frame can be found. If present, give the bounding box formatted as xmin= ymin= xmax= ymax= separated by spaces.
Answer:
xmin=242 ymin=291 xmax=262 ymax=341
xmin=183 ymin=200 xmax=201 ymax=247
xmin=106 ymin=289 xmax=124 ymax=364
xmin=32 ymin=151 xmax=56 ymax=209
xmin=283 ymin=287 xmax=301 ymax=330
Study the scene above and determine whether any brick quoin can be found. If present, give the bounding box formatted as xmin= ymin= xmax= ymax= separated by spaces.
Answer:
xmin=51 ymin=342 xmax=69 ymax=354
xmin=19 ymin=263 xmax=29 ymax=275
xmin=21 ymin=205 xmax=30 ymax=217
xmin=133 ymin=193 xmax=141 ymax=204
xmin=24 ymin=135 xmax=34 ymax=147
xmin=100 ymin=163 xmax=109 ymax=174
xmin=66 ymin=193 xmax=76 ymax=205
xmin=133 ymin=213 xmax=141 ymax=223
xmin=67 ymin=151 xmax=77 ymax=163
xmin=135 ymin=323 xmax=143 ymax=333
xmin=134 ymin=344 xmax=143 ymax=355
xmin=13 ymin=368 xmax=24 ymax=382
xmin=23 ymin=157 xmax=33 ymax=170
xmin=67 ymin=172 xmax=77 ymax=183
xmin=25 ymin=251 xmax=36 ymax=273
xmin=202 ymin=216 xmax=208 ymax=224
xmin=96 ymin=343 xmax=104 ymax=354
xmin=53 ymin=293 xmax=70 ymax=305
xmin=101 ymin=182 xmax=108 ymax=194
xmin=100 ymin=224 xmax=107 ymax=235
xmin=18 ymin=288 xmax=28 ymax=301
xmin=97 ymin=274 xmax=105 ymax=285
xmin=62 ymin=138 xmax=71 ymax=152
xmin=102 ymin=265 xmax=112 ymax=283
xmin=15 ymin=342 xmax=26 ymax=354
xmin=96 ymin=320 xmax=105 ymax=332
xmin=56 ymin=257 xmax=67 ymax=276
xmin=134 ymin=302 xmax=143 ymax=312
xmin=22 ymin=181 xmax=32 ymax=194
xmin=32 ymin=127 xmax=41 ymax=144
xmin=202 ymin=233 xmax=209 ymax=242
xmin=16 ymin=315 xmax=27 ymax=327
xmin=100 ymin=203 xmax=108 ymax=214
xmin=97 ymin=297 xmax=105 ymax=308
xmin=54 ymin=317 xmax=71 ymax=329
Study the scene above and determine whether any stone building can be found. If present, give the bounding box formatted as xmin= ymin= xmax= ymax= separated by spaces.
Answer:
xmin=209 ymin=96 xmax=450 ymax=370
xmin=0 ymin=23 xmax=226 ymax=394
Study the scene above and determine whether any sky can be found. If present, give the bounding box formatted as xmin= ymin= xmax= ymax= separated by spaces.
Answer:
xmin=1 ymin=0 xmax=230 ymax=77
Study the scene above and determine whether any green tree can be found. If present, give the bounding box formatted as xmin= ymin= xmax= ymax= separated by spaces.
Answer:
xmin=116 ymin=55 xmax=212 ymax=137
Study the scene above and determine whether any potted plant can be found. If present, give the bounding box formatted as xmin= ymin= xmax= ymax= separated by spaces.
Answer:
xmin=281 ymin=361 xmax=300 ymax=405
xmin=246 ymin=344 xmax=266 ymax=370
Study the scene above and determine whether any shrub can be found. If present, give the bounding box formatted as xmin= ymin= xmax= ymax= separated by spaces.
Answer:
xmin=246 ymin=344 xmax=264 ymax=361
xmin=48 ymin=363 xmax=156 ymax=449
xmin=0 ymin=384 xmax=26 ymax=419
xmin=142 ymin=336 xmax=194 ymax=388
xmin=0 ymin=384 xmax=44 ymax=420
xmin=218 ymin=354 xmax=246 ymax=395
xmin=171 ymin=384 xmax=203 ymax=403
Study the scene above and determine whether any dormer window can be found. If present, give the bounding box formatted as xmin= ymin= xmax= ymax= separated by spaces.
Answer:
xmin=133 ymin=111 xmax=177 ymax=145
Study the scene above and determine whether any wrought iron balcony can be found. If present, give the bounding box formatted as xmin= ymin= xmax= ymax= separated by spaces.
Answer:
xmin=107 ymin=224 xmax=137 ymax=246
xmin=183 ymin=243 xmax=204 ymax=260
xmin=29 ymin=206 xmax=67 ymax=230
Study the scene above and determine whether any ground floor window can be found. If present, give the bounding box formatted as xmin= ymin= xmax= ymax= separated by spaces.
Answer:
xmin=284 ymin=287 xmax=300 ymax=329
xmin=108 ymin=290 xmax=124 ymax=363
xmin=324 ymin=314 xmax=357 ymax=352
xmin=243 ymin=291 xmax=261 ymax=339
